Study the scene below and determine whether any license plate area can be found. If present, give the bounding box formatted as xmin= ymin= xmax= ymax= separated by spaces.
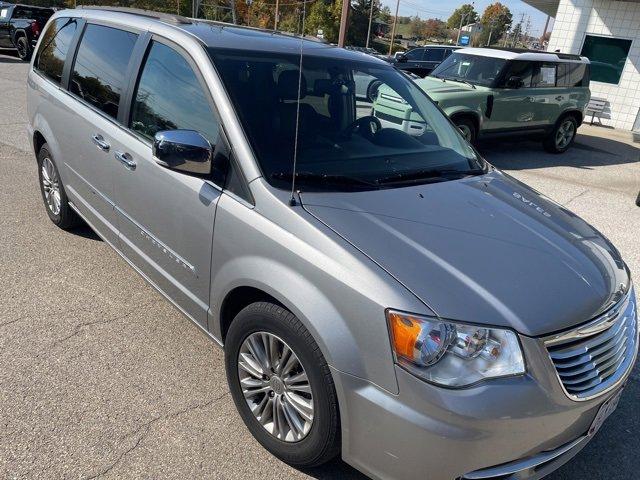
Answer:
xmin=588 ymin=388 xmax=623 ymax=436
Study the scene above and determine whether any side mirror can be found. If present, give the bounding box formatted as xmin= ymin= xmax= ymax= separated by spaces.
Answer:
xmin=153 ymin=130 xmax=213 ymax=175
xmin=506 ymin=75 xmax=524 ymax=89
xmin=396 ymin=53 xmax=407 ymax=63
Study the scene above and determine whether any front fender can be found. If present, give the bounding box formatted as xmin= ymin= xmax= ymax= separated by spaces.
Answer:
xmin=209 ymin=188 xmax=432 ymax=394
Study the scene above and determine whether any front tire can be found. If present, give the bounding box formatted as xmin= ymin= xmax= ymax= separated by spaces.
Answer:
xmin=37 ymin=144 xmax=80 ymax=230
xmin=225 ymin=302 xmax=340 ymax=467
xmin=544 ymin=116 xmax=577 ymax=153
xmin=16 ymin=36 xmax=31 ymax=61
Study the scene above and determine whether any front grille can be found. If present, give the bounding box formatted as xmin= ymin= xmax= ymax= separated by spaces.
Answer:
xmin=545 ymin=291 xmax=637 ymax=400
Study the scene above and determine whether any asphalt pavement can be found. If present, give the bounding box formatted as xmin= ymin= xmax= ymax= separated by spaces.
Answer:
xmin=1 ymin=52 xmax=639 ymax=479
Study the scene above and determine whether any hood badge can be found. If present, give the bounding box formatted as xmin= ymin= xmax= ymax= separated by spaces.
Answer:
xmin=512 ymin=192 xmax=552 ymax=218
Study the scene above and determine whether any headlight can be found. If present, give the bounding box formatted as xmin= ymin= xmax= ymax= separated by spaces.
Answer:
xmin=387 ymin=310 xmax=525 ymax=387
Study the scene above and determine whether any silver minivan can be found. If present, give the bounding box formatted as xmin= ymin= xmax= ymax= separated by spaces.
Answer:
xmin=27 ymin=8 xmax=637 ymax=480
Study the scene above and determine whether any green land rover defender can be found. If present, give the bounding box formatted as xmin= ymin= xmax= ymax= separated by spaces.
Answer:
xmin=373 ymin=48 xmax=591 ymax=153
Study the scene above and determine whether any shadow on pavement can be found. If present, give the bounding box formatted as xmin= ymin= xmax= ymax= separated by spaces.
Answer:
xmin=300 ymin=458 xmax=367 ymax=480
xmin=480 ymin=130 xmax=640 ymax=171
xmin=0 ymin=51 xmax=23 ymax=63
xmin=68 ymin=222 xmax=102 ymax=242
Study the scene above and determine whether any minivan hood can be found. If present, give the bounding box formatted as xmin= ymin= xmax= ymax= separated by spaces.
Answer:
xmin=301 ymin=171 xmax=629 ymax=336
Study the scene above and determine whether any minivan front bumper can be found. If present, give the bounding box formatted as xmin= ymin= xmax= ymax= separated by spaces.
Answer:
xmin=332 ymin=317 xmax=637 ymax=480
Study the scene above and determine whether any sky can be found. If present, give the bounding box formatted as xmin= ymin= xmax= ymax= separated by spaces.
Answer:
xmin=380 ymin=0 xmax=554 ymax=38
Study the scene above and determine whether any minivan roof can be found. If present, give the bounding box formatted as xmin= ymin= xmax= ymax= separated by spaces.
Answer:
xmin=73 ymin=6 xmax=388 ymax=63
xmin=457 ymin=47 xmax=589 ymax=63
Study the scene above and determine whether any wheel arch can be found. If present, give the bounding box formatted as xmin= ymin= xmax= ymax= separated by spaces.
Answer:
xmin=33 ymin=130 xmax=47 ymax=158
xmin=558 ymin=109 xmax=584 ymax=127
xmin=449 ymin=109 xmax=481 ymax=132
xmin=218 ymin=286 xmax=284 ymax=344
xmin=11 ymin=28 xmax=27 ymax=44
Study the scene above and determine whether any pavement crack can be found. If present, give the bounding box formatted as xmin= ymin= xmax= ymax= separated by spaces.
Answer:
xmin=564 ymin=188 xmax=589 ymax=206
xmin=84 ymin=392 xmax=229 ymax=480
xmin=0 ymin=314 xmax=31 ymax=328
xmin=51 ymin=300 xmax=157 ymax=349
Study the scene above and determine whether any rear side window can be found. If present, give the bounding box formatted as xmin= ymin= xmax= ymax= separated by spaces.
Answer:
xmin=500 ymin=61 xmax=534 ymax=88
xmin=34 ymin=17 xmax=78 ymax=85
xmin=557 ymin=63 xmax=588 ymax=87
xmin=533 ymin=62 xmax=557 ymax=87
xmin=70 ymin=24 xmax=138 ymax=119
xmin=1 ymin=7 xmax=11 ymax=19
xmin=130 ymin=41 xmax=219 ymax=145
xmin=13 ymin=7 xmax=33 ymax=19
xmin=424 ymin=48 xmax=445 ymax=62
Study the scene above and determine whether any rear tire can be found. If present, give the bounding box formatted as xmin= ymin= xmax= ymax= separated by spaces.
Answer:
xmin=37 ymin=144 xmax=80 ymax=230
xmin=16 ymin=36 xmax=31 ymax=61
xmin=453 ymin=116 xmax=478 ymax=144
xmin=544 ymin=116 xmax=577 ymax=153
xmin=225 ymin=302 xmax=340 ymax=468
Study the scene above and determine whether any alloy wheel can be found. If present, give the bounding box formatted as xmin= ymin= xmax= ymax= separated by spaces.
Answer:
xmin=41 ymin=157 xmax=61 ymax=215
xmin=238 ymin=332 xmax=314 ymax=442
xmin=555 ymin=119 xmax=575 ymax=149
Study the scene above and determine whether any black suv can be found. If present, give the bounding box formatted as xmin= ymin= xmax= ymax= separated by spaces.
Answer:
xmin=0 ymin=2 xmax=55 ymax=60
xmin=392 ymin=45 xmax=460 ymax=77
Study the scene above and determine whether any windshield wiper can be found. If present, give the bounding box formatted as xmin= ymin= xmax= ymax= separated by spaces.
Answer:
xmin=441 ymin=76 xmax=476 ymax=89
xmin=271 ymin=171 xmax=378 ymax=190
xmin=375 ymin=168 xmax=485 ymax=186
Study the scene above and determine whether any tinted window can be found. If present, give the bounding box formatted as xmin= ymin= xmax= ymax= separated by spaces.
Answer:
xmin=404 ymin=48 xmax=423 ymax=60
xmin=500 ymin=60 xmax=534 ymax=88
xmin=580 ymin=35 xmax=631 ymax=84
xmin=70 ymin=24 xmax=138 ymax=119
xmin=557 ymin=62 xmax=588 ymax=87
xmin=533 ymin=62 xmax=556 ymax=87
xmin=130 ymin=41 xmax=219 ymax=145
xmin=424 ymin=48 xmax=445 ymax=62
xmin=13 ymin=7 xmax=33 ymax=18
xmin=34 ymin=17 xmax=78 ymax=85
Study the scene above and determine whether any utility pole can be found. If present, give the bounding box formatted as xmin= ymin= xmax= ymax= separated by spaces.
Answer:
xmin=338 ymin=0 xmax=350 ymax=47
xmin=455 ymin=2 xmax=474 ymax=46
xmin=540 ymin=14 xmax=550 ymax=48
xmin=366 ymin=0 xmax=375 ymax=48
xmin=387 ymin=0 xmax=400 ymax=55
xmin=274 ymin=0 xmax=280 ymax=30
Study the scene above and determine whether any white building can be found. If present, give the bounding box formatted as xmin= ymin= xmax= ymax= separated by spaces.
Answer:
xmin=524 ymin=0 xmax=640 ymax=130
xmin=461 ymin=22 xmax=484 ymax=35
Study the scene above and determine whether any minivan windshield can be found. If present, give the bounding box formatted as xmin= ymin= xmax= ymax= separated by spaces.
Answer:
xmin=431 ymin=53 xmax=507 ymax=87
xmin=208 ymin=48 xmax=484 ymax=191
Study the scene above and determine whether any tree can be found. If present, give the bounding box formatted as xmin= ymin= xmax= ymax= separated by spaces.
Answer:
xmin=408 ymin=15 xmax=424 ymax=39
xmin=479 ymin=2 xmax=512 ymax=46
xmin=423 ymin=18 xmax=446 ymax=40
xmin=447 ymin=3 xmax=478 ymax=30
xmin=305 ymin=0 xmax=341 ymax=41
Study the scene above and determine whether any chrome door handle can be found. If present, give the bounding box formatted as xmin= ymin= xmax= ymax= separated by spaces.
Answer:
xmin=114 ymin=151 xmax=136 ymax=170
xmin=92 ymin=134 xmax=110 ymax=151
xmin=555 ymin=95 xmax=564 ymax=101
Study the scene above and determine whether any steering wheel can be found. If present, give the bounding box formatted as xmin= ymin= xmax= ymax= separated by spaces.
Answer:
xmin=342 ymin=115 xmax=382 ymax=140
